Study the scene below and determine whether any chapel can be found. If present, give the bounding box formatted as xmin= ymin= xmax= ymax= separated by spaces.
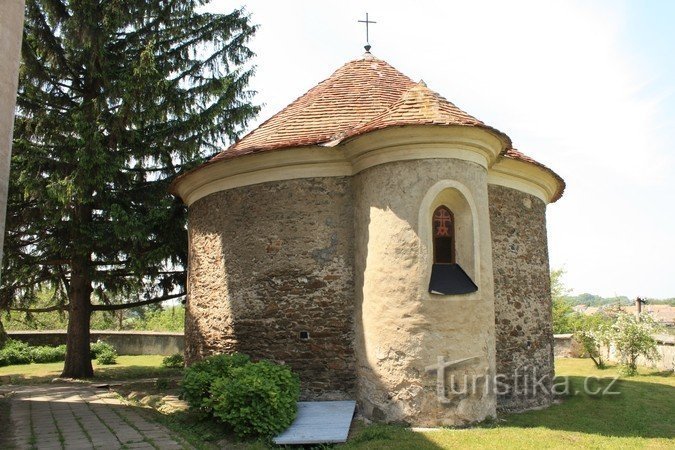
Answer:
xmin=170 ymin=50 xmax=565 ymax=426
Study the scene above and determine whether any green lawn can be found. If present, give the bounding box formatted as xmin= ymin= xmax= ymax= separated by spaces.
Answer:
xmin=343 ymin=359 xmax=675 ymax=449
xmin=139 ymin=358 xmax=675 ymax=449
xmin=0 ymin=355 xmax=181 ymax=384
xmin=1 ymin=357 xmax=673 ymax=448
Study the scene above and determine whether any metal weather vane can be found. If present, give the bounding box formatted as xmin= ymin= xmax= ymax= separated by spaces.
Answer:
xmin=358 ymin=13 xmax=377 ymax=52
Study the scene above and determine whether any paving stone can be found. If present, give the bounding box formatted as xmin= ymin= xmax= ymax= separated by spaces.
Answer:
xmin=35 ymin=431 xmax=61 ymax=439
xmin=6 ymin=384 xmax=191 ymax=450
xmin=62 ymin=434 xmax=89 ymax=443
xmin=63 ymin=439 xmax=92 ymax=447
xmin=152 ymin=440 xmax=184 ymax=449
xmin=67 ymin=445 xmax=95 ymax=450
xmin=124 ymin=442 xmax=156 ymax=449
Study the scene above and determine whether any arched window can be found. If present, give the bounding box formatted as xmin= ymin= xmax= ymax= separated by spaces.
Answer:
xmin=428 ymin=204 xmax=477 ymax=295
xmin=433 ymin=206 xmax=455 ymax=264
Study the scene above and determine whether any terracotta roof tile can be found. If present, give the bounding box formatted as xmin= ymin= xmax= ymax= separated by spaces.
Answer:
xmin=212 ymin=53 xmax=417 ymax=161
xmin=343 ymin=80 xmax=505 ymax=141
xmin=211 ymin=53 xmax=512 ymax=161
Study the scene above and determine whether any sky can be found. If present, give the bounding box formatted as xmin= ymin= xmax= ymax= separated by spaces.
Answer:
xmin=208 ymin=0 xmax=675 ymax=299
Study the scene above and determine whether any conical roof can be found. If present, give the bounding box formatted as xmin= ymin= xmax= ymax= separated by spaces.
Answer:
xmin=211 ymin=52 xmax=510 ymax=161
xmin=172 ymin=52 xmax=564 ymax=203
xmin=345 ymin=80 xmax=492 ymax=140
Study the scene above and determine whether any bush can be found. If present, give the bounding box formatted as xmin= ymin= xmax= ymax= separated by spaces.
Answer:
xmin=210 ymin=360 xmax=300 ymax=438
xmin=30 ymin=345 xmax=67 ymax=363
xmin=90 ymin=340 xmax=115 ymax=359
xmin=142 ymin=306 xmax=185 ymax=332
xmin=0 ymin=339 xmax=33 ymax=366
xmin=162 ymin=353 xmax=184 ymax=369
xmin=613 ymin=312 xmax=659 ymax=376
xmin=573 ymin=313 xmax=613 ymax=369
xmin=181 ymin=353 xmax=250 ymax=413
xmin=155 ymin=377 xmax=170 ymax=390
xmin=96 ymin=348 xmax=118 ymax=365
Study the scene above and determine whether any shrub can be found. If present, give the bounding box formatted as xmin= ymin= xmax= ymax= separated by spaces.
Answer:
xmin=142 ymin=306 xmax=185 ymax=332
xmin=90 ymin=340 xmax=115 ymax=359
xmin=30 ymin=345 xmax=67 ymax=363
xmin=155 ymin=377 xmax=170 ymax=390
xmin=0 ymin=339 xmax=33 ymax=366
xmin=573 ymin=313 xmax=613 ymax=369
xmin=209 ymin=360 xmax=300 ymax=438
xmin=181 ymin=353 xmax=250 ymax=414
xmin=613 ymin=312 xmax=659 ymax=376
xmin=162 ymin=353 xmax=184 ymax=369
xmin=96 ymin=348 xmax=118 ymax=365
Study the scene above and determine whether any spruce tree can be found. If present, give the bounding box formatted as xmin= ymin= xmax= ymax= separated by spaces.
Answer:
xmin=2 ymin=0 xmax=259 ymax=377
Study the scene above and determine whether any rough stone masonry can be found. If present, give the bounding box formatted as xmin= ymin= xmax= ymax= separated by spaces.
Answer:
xmin=186 ymin=177 xmax=356 ymax=399
xmin=489 ymin=185 xmax=554 ymax=411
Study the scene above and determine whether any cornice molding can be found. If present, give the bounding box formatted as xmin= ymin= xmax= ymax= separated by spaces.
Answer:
xmin=173 ymin=126 xmax=558 ymax=206
xmin=488 ymin=157 xmax=560 ymax=204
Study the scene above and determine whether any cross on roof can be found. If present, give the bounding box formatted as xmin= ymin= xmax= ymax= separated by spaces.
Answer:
xmin=358 ymin=13 xmax=377 ymax=52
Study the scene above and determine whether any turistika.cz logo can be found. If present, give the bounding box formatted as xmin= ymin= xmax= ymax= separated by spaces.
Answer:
xmin=426 ymin=356 xmax=620 ymax=403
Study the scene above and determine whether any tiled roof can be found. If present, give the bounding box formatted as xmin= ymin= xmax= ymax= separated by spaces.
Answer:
xmin=344 ymin=80 xmax=503 ymax=141
xmin=176 ymin=52 xmax=564 ymax=202
xmin=503 ymin=148 xmax=566 ymax=201
xmin=576 ymin=304 xmax=675 ymax=326
xmin=212 ymin=53 xmax=418 ymax=161
xmin=211 ymin=52 xmax=511 ymax=161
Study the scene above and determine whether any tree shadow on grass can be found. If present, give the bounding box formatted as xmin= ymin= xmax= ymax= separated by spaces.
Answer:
xmin=500 ymin=375 xmax=675 ymax=439
xmin=93 ymin=364 xmax=182 ymax=381
xmin=0 ymin=364 xmax=182 ymax=385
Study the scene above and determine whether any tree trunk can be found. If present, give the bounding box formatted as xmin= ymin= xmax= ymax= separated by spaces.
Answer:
xmin=0 ymin=319 xmax=7 ymax=348
xmin=61 ymin=258 xmax=93 ymax=378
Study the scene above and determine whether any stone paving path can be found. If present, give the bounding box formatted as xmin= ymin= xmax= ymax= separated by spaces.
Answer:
xmin=2 ymin=384 xmax=193 ymax=449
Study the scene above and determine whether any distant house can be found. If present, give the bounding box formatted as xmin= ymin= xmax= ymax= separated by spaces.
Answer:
xmin=574 ymin=304 xmax=675 ymax=327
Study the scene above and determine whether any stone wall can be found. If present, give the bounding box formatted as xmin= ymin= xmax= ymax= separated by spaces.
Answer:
xmin=353 ymin=159 xmax=497 ymax=426
xmin=604 ymin=335 xmax=674 ymax=372
xmin=7 ymin=331 xmax=183 ymax=355
xmin=553 ymin=334 xmax=575 ymax=358
xmin=489 ymin=184 xmax=554 ymax=412
xmin=186 ymin=177 xmax=355 ymax=399
xmin=554 ymin=333 xmax=674 ymax=371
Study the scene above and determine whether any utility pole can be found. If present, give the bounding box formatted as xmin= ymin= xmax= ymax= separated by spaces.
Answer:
xmin=635 ymin=297 xmax=646 ymax=318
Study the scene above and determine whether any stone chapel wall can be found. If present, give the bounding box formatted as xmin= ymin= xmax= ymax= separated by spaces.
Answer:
xmin=488 ymin=184 xmax=554 ymax=411
xmin=185 ymin=177 xmax=356 ymax=399
xmin=353 ymin=158 xmax=497 ymax=426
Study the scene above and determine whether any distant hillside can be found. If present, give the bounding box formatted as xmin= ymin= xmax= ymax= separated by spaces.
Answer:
xmin=564 ymin=293 xmax=675 ymax=307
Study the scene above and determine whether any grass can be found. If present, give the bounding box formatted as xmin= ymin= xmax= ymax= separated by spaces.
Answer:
xmin=139 ymin=408 xmax=268 ymax=450
xmin=1 ymin=357 xmax=673 ymax=448
xmin=126 ymin=358 xmax=675 ymax=449
xmin=342 ymin=359 xmax=675 ymax=449
xmin=0 ymin=355 xmax=182 ymax=384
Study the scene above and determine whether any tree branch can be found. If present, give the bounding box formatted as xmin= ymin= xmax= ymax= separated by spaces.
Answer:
xmin=90 ymin=292 xmax=185 ymax=311
xmin=10 ymin=304 xmax=69 ymax=313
